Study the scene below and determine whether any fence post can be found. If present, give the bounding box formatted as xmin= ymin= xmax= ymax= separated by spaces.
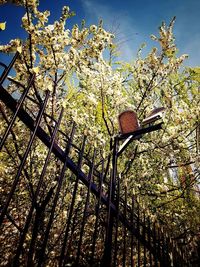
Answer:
xmin=101 ymin=136 xmax=118 ymax=267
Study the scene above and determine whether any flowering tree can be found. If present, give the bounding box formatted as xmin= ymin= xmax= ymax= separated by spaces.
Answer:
xmin=0 ymin=0 xmax=127 ymax=146
xmin=0 ymin=0 xmax=200 ymax=265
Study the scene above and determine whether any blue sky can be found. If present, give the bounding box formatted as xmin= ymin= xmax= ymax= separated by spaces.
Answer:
xmin=0 ymin=0 xmax=200 ymax=66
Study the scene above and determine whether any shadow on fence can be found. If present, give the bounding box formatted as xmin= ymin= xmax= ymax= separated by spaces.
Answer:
xmin=0 ymin=53 xmax=193 ymax=266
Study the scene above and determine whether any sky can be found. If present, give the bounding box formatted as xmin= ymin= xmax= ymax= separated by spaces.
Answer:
xmin=0 ymin=0 xmax=200 ymax=66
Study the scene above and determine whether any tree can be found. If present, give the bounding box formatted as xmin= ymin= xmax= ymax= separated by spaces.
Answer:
xmin=0 ymin=0 xmax=199 ymax=265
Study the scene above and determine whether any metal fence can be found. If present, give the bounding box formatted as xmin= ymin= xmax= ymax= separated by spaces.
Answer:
xmin=0 ymin=53 xmax=191 ymax=266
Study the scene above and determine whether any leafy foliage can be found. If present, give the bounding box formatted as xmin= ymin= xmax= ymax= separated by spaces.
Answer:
xmin=0 ymin=0 xmax=199 ymax=265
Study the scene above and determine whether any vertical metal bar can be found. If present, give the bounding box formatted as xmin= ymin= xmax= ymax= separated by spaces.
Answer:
xmin=113 ymin=175 xmax=120 ymax=267
xmin=64 ymin=205 xmax=78 ymax=263
xmin=174 ymin=243 xmax=178 ymax=267
xmin=143 ymin=211 xmax=147 ymax=267
xmin=170 ymin=238 xmax=175 ymax=267
xmin=137 ymin=204 xmax=141 ymax=267
xmin=148 ymin=218 xmax=152 ymax=267
xmin=157 ymin=226 xmax=161 ymax=266
xmin=75 ymin=149 xmax=96 ymax=266
xmin=0 ymin=52 xmax=19 ymax=85
xmin=90 ymin=159 xmax=104 ymax=267
xmin=60 ymin=135 xmax=87 ymax=267
xmin=131 ymin=196 xmax=135 ymax=267
xmin=101 ymin=136 xmax=118 ymax=267
xmin=182 ymin=247 xmax=186 ymax=267
xmin=165 ymin=232 xmax=171 ymax=267
xmin=37 ymin=123 xmax=76 ymax=267
xmin=165 ymin=233 xmax=171 ymax=267
xmin=103 ymin=152 xmax=111 ymax=183
xmin=101 ymin=173 xmax=113 ymax=267
xmin=13 ymin=108 xmax=64 ymax=266
xmin=153 ymin=222 xmax=158 ymax=267
xmin=178 ymin=247 xmax=183 ymax=267
xmin=122 ymin=184 xmax=127 ymax=267
xmin=0 ymin=74 xmax=35 ymax=151
xmin=0 ymin=90 xmax=50 ymax=226
xmin=161 ymin=229 xmax=166 ymax=267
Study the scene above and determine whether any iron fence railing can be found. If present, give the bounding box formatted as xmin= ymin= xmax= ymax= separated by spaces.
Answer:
xmin=0 ymin=53 xmax=194 ymax=266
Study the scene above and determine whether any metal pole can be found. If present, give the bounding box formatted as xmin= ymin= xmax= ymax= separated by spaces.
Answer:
xmin=101 ymin=136 xmax=118 ymax=267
